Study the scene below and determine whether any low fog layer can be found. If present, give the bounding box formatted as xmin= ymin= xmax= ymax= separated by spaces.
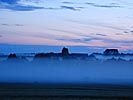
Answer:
xmin=0 ymin=57 xmax=133 ymax=85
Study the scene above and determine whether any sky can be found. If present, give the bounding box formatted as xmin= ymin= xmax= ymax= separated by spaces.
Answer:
xmin=0 ymin=0 xmax=133 ymax=52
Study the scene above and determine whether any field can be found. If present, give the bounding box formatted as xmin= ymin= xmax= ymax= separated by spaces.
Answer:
xmin=0 ymin=83 xmax=133 ymax=100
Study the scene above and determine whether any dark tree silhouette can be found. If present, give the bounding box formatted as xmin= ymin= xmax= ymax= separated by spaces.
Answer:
xmin=104 ymin=49 xmax=119 ymax=55
xmin=35 ymin=53 xmax=51 ymax=58
xmin=8 ymin=54 xmax=17 ymax=58
xmin=62 ymin=47 xmax=69 ymax=56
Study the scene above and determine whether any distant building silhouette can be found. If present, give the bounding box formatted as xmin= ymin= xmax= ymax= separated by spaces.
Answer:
xmin=104 ymin=49 xmax=119 ymax=55
xmin=62 ymin=47 xmax=69 ymax=56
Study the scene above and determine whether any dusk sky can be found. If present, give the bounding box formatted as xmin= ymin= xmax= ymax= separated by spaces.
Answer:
xmin=0 ymin=0 xmax=133 ymax=51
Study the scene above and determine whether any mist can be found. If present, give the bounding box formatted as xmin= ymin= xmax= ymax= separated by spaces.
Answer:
xmin=0 ymin=57 xmax=133 ymax=86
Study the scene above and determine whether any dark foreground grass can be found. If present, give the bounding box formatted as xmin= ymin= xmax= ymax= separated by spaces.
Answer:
xmin=0 ymin=83 xmax=133 ymax=100
xmin=0 ymin=96 xmax=133 ymax=100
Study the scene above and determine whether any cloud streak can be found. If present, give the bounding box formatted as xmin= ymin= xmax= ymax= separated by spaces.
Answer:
xmin=61 ymin=1 xmax=122 ymax=9
xmin=96 ymin=33 xmax=107 ymax=36
xmin=1 ymin=23 xmax=9 ymax=26
xmin=43 ymin=7 xmax=59 ymax=10
xmin=85 ymin=2 xmax=122 ymax=8
xmin=84 ymin=37 xmax=133 ymax=44
xmin=0 ymin=0 xmax=44 ymax=11
xmin=0 ymin=4 xmax=44 ymax=11
xmin=57 ymin=36 xmax=133 ymax=45
xmin=60 ymin=6 xmax=80 ymax=11
xmin=14 ymin=24 xmax=24 ymax=26
xmin=61 ymin=2 xmax=74 ymax=4
xmin=48 ymin=28 xmax=84 ymax=37
xmin=130 ymin=30 xmax=133 ymax=33
xmin=0 ymin=0 xmax=18 ymax=4
xmin=0 ymin=0 xmax=83 ymax=11
xmin=68 ymin=20 xmax=127 ymax=31
xmin=1 ymin=23 xmax=24 ymax=26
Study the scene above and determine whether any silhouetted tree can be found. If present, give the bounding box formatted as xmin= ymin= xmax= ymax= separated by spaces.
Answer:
xmin=35 ymin=53 xmax=51 ymax=58
xmin=62 ymin=47 xmax=69 ymax=56
xmin=104 ymin=49 xmax=119 ymax=55
xmin=8 ymin=53 xmax=17 ymax=58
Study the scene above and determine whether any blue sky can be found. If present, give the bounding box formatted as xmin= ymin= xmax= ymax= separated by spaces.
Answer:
xmin=0 ymin=0 xmax=133 ymax=51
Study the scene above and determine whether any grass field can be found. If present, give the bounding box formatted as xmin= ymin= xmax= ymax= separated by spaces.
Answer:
xmin=0 ymin=83 xmax=133 ymax=99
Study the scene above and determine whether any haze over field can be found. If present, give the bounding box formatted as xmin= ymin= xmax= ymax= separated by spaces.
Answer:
xmin=0 ymin=48 xmax=133 ymax=85
xmin=0 ymin=56 xmax=133 ymax=85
